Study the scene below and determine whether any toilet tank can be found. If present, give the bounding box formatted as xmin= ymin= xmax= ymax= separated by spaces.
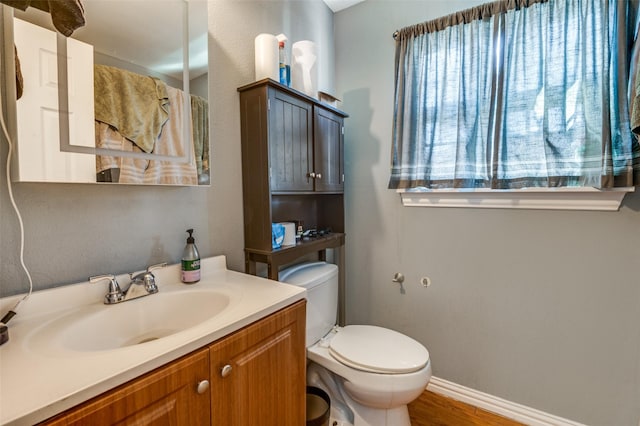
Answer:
xmin=279 ymin=262 xmax=338 ymax=347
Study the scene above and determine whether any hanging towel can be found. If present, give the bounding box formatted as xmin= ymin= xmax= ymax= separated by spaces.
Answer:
xmin=94 ymin=64 xmax=169 ymax=154
xmin=190 ymin=94 xmax=209 ymax=178
xmin=95 ymin=86 xmax=198 ymax=186
xmin=0 ymin=0 xmax=85 ymax=36
xmin=95 ymin=122 xmax=148 ymax=184
xmin=141 ymin=85 xmax=198 ymax=185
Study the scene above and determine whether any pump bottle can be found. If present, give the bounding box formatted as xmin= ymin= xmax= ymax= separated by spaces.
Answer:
xmin=181 ymin=229 xmax=201 ymax=283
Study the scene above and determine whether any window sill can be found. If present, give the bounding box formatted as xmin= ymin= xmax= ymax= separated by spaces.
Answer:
xmin=397 ymin=187 xmax=635 ymax=211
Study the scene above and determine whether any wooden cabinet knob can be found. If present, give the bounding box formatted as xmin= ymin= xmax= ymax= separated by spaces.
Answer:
xmin=197 ymin=380 xmax=210 ymax=394
xmin=221 ymin=364 xmax=233 ymax=378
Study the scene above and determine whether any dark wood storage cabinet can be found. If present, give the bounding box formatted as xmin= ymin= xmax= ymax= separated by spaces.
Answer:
xmin=238 ymin=79 xmax=347 ymax=294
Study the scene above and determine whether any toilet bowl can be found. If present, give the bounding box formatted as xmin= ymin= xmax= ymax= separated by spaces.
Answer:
xmin=279 ymin=262 xmax=432 ymax=426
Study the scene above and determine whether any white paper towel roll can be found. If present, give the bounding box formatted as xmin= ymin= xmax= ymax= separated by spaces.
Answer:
xmin=280 ymin=222 xmax=296 ymax=246
xmin=291 ymin=40 xmax=318 ymax=98
xmin=255 ymin=33 xmax=279 ymax=81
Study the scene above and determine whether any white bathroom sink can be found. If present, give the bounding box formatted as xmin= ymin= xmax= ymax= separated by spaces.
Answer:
xmin=1 ymin=255 xmax=307 ymax=426
xmin=28 ymin=290 xmax=231 ymax=352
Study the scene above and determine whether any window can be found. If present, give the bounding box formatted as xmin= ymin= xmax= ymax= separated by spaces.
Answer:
xmin=389 ymin=0 xmax=639 ymax=204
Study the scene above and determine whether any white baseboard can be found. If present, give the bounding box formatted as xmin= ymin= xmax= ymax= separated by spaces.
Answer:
xmin=427 ymin=376 xmax=587 ymax=426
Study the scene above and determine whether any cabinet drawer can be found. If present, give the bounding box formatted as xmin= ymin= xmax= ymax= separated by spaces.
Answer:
xmin=41 ymin=349 xmax=210 ymax=426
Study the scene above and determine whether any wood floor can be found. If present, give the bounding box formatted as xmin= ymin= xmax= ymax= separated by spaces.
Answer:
xmin=408 ymin=390 xmax=526 ymax=426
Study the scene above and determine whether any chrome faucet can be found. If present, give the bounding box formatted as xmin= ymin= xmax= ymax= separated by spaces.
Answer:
xmin=90 ymin=263 xmax=166 ymax=305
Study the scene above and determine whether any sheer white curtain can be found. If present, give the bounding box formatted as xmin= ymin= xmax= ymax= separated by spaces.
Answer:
xmin=389 ymin=0 xmax=640 ymax=190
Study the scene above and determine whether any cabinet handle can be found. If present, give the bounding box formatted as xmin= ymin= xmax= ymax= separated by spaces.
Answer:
xmin=221 ymin=364 xmax=233 ymax=378
xmin=316 ymin=173 xmax=322 ymax=180
xmin=307 ymin=172 xmax=316 ymax=178
xmin=197 ymin=380 xmax=210 ymax=394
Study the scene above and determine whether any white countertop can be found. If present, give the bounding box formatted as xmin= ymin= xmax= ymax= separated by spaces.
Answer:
xmin=0 ymin=256 xmax=306 ymax=425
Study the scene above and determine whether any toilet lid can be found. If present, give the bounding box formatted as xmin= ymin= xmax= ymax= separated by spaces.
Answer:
xmin=328 ymin=325 xmax=429 ymax=374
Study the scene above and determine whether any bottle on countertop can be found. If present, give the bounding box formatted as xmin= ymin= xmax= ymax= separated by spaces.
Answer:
xmin=181 ymin=229 xmax=200 ymax=284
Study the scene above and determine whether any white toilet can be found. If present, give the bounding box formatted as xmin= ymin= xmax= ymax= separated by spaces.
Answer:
xmin=279 ymin=262 xmax=432 ymax=426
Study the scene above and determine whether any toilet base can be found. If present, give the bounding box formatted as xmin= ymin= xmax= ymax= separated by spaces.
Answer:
xmin=329 ymin=410 xmax=410 ymax=426
xmin=350 ymin=405 xmax=410 ymax=426
xmin=308 ymin=362 xmax=413 ymax=426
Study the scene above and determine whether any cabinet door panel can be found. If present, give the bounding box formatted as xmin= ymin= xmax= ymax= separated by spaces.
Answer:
xmin=41 ymin=349 xmax=210 ymax=426
xmin=210 ymin=300 xmax=306 ymax=426
xmin=314 ymin=107 xmax=344 ymax=192
xmin=269 ymin=90 xmax=314 ymax=192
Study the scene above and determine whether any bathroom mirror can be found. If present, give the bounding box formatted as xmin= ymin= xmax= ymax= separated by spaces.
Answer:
xmin=3 ymin=0 xmax=210 ymax=185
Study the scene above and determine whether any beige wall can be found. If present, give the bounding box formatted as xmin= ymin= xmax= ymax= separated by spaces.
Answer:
xmin=335 ymin=1 xmax=640 ymax=425
xmin=0 ymin=0 xmax=334 ymax=295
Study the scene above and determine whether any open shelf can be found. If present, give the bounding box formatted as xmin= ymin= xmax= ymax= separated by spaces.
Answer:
xmin=245 ymin=233 xmax=345 ymax=280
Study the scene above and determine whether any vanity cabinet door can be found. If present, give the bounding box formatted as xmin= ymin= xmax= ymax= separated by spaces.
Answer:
xmin=40 ymin=348 xmax=211 ymax=426
xmin=209 ymin=300 xmax=306 ymax=426
xmin=314 ymin=106 xmax=345 ymax=193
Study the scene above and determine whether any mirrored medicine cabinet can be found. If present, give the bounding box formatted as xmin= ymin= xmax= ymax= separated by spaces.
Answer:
xmin=1 ymin=0 xmax=210 ymax=185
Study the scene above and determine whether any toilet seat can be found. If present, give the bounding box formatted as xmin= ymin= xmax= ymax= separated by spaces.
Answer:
xmin=328 ymin=325 xmax=429 ymax=374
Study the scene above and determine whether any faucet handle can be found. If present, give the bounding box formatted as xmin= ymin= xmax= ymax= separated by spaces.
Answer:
xmin=130 ymin=263 xmax=167 ymax=294
xmin=89 ymin=274 xmax=125 ymax=304
xmin=143 ymin=263 xmax=166 ymax=293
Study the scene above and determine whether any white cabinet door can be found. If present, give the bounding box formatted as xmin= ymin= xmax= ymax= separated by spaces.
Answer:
xmin=13 ymin=18 xmax=95 ymax=183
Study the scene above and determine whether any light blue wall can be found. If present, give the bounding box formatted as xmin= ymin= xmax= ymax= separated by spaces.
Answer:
xmin=335 ymin=1 xmax=640 ymax=425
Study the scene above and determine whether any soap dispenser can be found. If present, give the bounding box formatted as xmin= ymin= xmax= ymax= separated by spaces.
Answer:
xmin=181 ymin=229 xmax=201 ymax=284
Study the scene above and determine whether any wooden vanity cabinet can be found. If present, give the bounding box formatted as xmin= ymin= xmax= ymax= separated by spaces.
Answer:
xmin=41 ymin=348 xmax=211 ymax=426
xmin=209 ymin=299 xmax=306 ymax=426
xmin=39 ymin=300 xmax=306 ymax=426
